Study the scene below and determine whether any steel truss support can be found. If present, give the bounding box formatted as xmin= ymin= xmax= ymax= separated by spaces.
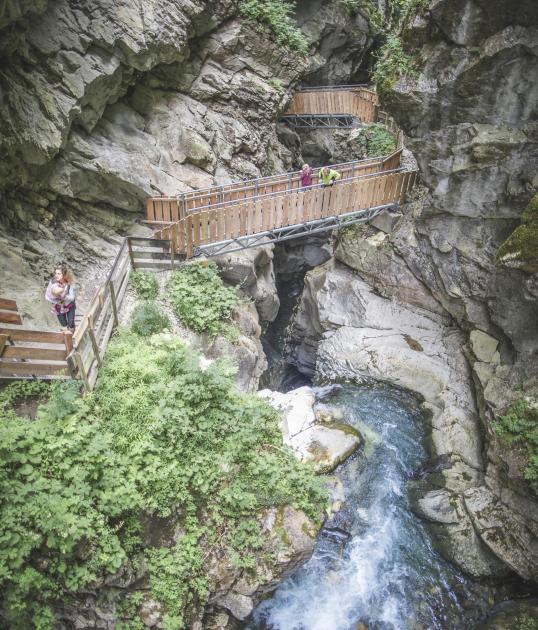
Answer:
xmin=195 ymin=204 xmax=396 ymax=258
xmin=279 ymin=114 xmax=359 ymax=129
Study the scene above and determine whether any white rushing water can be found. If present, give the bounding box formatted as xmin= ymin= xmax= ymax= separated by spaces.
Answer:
xmin=246 ymin=385 xmax=486 ymax=630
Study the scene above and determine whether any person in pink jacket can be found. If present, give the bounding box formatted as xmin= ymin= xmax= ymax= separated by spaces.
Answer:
xmin=299 ymin=164 xmax=313 ymax=188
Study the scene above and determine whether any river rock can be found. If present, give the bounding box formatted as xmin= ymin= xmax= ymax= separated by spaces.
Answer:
xmin=464 ymin=486 xmax=538 ymax=582
xmin=259 ymin=386 xmax=361 ymax=473
xmin=477 ymin=599 xmax=538 ymax=629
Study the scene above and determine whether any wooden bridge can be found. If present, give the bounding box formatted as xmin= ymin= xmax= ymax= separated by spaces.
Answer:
xmin=145 ymin=85 xmax=415 ymax=258
xmin=282 ymin=85 xmax=380 ymax=128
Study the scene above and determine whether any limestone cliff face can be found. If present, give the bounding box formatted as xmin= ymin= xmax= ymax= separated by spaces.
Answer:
xmin=282 ymin=0 xmax=538 ymax=583
xmin=0 ymin=0 xmax=374 ymax=327
xmin=364 ymin=0 xmax=538 ymax=580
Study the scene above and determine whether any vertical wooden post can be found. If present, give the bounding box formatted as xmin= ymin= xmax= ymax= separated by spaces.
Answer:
xmin=63 ymin=330 xmax=73 ymax=355
xmin=170 ymin=240 xmax=175 ymax=270
xmin=109 ymin=283 xmax=119 ymax=328
xmin=73 ymin=349 xmax=90 ymax=392
xmin=0 ymin=333 xmax=8 ymax=357
xmin=181 ymin=193 xmax=187 ymax=219
xmin=87 ymin=315 xmax=102 ymax=367
xmin=127 ymin=238 xmax=136 ymax=269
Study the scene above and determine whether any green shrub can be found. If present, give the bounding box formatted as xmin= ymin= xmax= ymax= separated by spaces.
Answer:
xmin=496 ymin=193 xmax=538 ymax=273
xmin=0 ymin=332 xmax=327 ymax=627
xmin=494 ymin=397 xmax=538 ymax=493
xmin=239 ymin=0 xmax=308 ymax=54
xmin=372 ymin=34 xmax=418 ymax=95
xmin=167 ymin=263 xmax=237 ymax=335
xmin=130 ymin=270 xmax=159 ymax=300
xmin=131 ymin=302 xmax=170 ymax=337
xmin=362 ymin=123 xmax=397 ymax=157
xmin=0 ymin=380 xmax=50 ymax=419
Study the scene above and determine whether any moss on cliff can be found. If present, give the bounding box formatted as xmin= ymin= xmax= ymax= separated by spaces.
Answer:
xmin=497 ymin=193 xmax=538 ymax=273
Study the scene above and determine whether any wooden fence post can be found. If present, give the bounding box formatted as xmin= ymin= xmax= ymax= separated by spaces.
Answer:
xmin=0 ymin=333 xmax=8 ymax=357
xmin=73 ymin=349 xmax=90 ymax=392
xmin=87 ymin=315 xmax=102 ymax=368
xmin=127 ymin=238 xmax=135 ymax=268
xmin=109 ymin=283 xmax=119 ymax=328
xmin=170 ymin=241 xmax=175 ymax=270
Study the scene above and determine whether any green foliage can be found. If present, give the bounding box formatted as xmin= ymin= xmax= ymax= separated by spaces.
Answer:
xmin=496 ymin=193 xmax=538 ymax=273
xmin=0 ymin=332 xmax=326 ymax=627
xmin=494 ymin=397 xmax=538 ymax=493
xmin=130 ymin=270 xmax=159 ymax=300
xmin=372 ymin=34 xmax=418 ymax=95
xmin=268 ymin=77 xmax=284 ymax=90
xmin=0 ymin=380 xmax=50 ymax=419
xmin=338 ymin=0 xmax=384 ymax=31
xmin=361 ymin=123 xmax=397 ymax=157
xmin=131 ymin=302 xmax=170 ymax=337
xmin=239 ymin=0 xmax=308 ymax=54
xmin=147 ymin=523 xmax=208 ymax=629
xmin=516 ymin=614 xmax=538 ymax=630
xmin=388 ymin=0 xmax=429 ymax=27
xmin=167 ymin=263 xmax=237 ymax=335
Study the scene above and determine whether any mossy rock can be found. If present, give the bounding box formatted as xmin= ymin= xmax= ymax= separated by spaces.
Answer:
xmin=497 ymin=193 xmax=538 ymax=273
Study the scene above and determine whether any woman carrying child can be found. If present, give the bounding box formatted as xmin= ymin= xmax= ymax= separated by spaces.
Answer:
xmin=45 ymin=263 xmax=77 ymax=332
xmin=299 ymin=164 xmax=313 ymax=189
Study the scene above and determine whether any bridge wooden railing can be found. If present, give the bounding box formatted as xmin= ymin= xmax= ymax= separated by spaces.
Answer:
xmin=156 ymin=168 xmax=417 ymax=258
xmin=145 ymin=150 xmax=403 ymax=225
xmin=285 ymin=87 xmax=379 ymax=123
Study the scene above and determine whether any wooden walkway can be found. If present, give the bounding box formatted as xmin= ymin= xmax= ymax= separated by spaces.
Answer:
xmin=285 ymin=86 xmax=380 ymax=123
xmin=145 ymin=151 xmax=402 ymax=226
xmin=145 ymin=86 xmax=415 ymax=258
xmin=154 ymin=165 xmax=416 ymax=258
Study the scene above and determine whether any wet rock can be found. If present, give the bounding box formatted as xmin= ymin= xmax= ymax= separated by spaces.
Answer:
xmin=259 ymin=385 xmax=361 ymax=473
xmin=215 ymin=592 xmax=253 ymax=621
xmin=464 ymin=486 xmax=538 ymax=582
xmin=477 ymin=598 xmax=538 ymax=629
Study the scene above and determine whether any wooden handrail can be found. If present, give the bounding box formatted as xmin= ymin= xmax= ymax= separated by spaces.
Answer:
xmin=146 ymin=150 xmax=403 ymax=224
xmin=157 ymin=168 xmax=417 ymax=258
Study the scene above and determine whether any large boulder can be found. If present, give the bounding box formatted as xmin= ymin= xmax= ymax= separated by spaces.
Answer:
xmin=259 ymin=385 xmax=361 ymax=473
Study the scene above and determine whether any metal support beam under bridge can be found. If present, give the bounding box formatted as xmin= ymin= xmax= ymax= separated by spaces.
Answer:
xmin=279 ymin=114 xmax=359 ymax=129
xmin=194 ymin=203 xmax=395 ymax=258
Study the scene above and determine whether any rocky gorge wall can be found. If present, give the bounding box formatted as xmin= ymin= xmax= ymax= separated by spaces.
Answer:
xmin=381 ymin=0 xmax=538 ymax=582
xmin=280 ymin=0 xmax=538 ymax=585
xmin=0 ymin=0 xmax=377 ymax=327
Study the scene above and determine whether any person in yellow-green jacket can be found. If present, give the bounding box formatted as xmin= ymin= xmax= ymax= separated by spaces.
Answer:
xmin=319 ymin=166 xmax=341 ymax=187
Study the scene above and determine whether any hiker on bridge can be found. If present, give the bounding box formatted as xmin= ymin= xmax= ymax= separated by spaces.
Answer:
xmin=299 ymin=164 xmax=313 ymax=188
xmin=45 ymin=263 xmax=77 ymax=332
xmin=319 ymin=166 xmax=341 ymax=187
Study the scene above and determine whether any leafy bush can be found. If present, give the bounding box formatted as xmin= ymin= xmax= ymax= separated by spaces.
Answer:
xmin=0 ymin=332 xmax=327 ymax=628
xmin=372 ymin=34 xmax=418 ymax=95
xmin=494 ymin=397 xmax=538 ymax=493
xmin=496 ymin=193 xmax=538 ymax=273
xmin=130 ymin=270 xmax=159 ymax=300
xmin=239 ymin=0 xmax=308 ymax=54
xmin=0 ymin=380 xmax=50 ymax=419
xmin=131 ymin=302 xmax=170 ymax=337
xmin=167 ymin=263 xmax=237 ymax=335
xmin=362 ymin=123 xmax=397 ymax=157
